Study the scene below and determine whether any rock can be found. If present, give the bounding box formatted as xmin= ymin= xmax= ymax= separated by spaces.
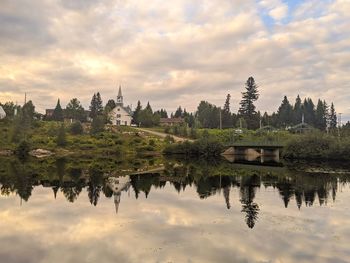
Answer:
xmin=0 ymin=149 xmax=13 ymax=156
xmin=29 ymin=149 xmax=54 ymax=158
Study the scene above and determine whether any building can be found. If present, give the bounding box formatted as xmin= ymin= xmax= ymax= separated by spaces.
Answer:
xmin=109 ymin=86 xmax=133 ymax=126
xmin=159 ymin=117 xmax=185 ymax=126
xmin=0 ymin=105 xmax=6 ymax=119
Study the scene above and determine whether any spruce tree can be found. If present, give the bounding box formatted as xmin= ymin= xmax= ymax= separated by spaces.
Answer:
xmin=66 ymin=98 xmax=85 ymax=121
xmin=174 ymin=106 xmax=183 ymax=118
xmin=315 ymin=99 xmax=327 ymax=130
xmin=277 ymin=96 xmax=293 ymax=128
xmin=132 ymin=101 xmax=142 ymax=125
xmin=89 ymin=94 xmax=97 ymax=119
xmin=222 ymin=94 xmax=232 ymax=128
xmin=329 ymin=103 xmax=337 ymax=129
xmin=238 ymin=77 xmax=259 ymax=129
xmin=52 ymin=99 xmax=64 ymax=121
xmin=293 ymin=95 xmax=302 ymax=124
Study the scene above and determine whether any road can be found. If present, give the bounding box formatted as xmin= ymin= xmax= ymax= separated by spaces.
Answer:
xmin=133 ymin=128 xmax=194 ymax=143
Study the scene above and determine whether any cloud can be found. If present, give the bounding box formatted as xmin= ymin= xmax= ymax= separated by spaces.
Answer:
xmin=0 ymin=0 xmax=349 ymax=121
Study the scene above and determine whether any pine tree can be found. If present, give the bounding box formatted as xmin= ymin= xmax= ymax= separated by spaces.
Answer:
xmin=89 ymin=94 xmax=97 ymax=119
xmin=315 ymin=99 xmax=327 ymax=130
xmin=174 ymin=106 xmax=183 ymax=118
xmin=293 ymin=95 xmax=302 ymax=124
xmin=222 ymin=94 xmax=232 ymax=128
xmin=277 ymin=96 xmax=293 ymax=128
xmin=238 ymin=77 xmax=259 ymax=129
xmin=52 ymin=99 xmax=64 ymax=121
xmin=132 ymin=101 xmax=142 ymax=125
xmin=329 ymin=103 xmax=337 ymax=129
xmin=95 ymin=92 xmax=103 ymax=113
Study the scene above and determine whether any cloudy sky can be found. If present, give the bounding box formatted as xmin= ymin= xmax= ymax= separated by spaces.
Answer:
xmin=0 ymin=0 xmax=349 ymax=120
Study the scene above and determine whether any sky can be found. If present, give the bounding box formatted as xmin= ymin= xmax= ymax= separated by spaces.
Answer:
xmin=0 ymin=0 xmax=349 ymax=121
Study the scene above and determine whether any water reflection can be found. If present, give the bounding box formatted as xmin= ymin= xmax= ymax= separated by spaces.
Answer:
xmin=1 ymin=157 xmax=349 ymax=230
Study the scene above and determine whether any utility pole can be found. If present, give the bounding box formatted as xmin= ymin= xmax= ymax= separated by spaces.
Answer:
xmin=219 ymin=108 xmax=222 ymax=130
xmin=24 ymin=93 xmax=27 ymax=105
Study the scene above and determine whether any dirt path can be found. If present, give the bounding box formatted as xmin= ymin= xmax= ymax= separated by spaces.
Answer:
xmin=133 ymin=128 xmax=194 ymax=143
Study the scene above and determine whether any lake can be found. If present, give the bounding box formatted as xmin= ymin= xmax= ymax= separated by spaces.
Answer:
xmin=0 ymin=157 xmax=350 ymax=263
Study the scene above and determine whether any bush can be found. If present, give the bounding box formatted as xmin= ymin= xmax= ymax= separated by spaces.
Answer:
xmin=164 ymin=135 xmax=175 ymax=144
xmin=57 ymin=124 xmax=67 ymax=146
xmin=70 ymin=121 xmax=84 ymax=135
xmin=149 ymin=139 xmax=155 ymax=146
xmin=90 ymin=116 xmax=105 ymax=134
xmin=164 ymin=137 xmax=223 ymax=157
xmin=283 ymin=133 xmax=350 ymax=161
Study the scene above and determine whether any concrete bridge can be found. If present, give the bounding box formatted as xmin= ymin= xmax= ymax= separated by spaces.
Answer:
xmin=222 ymin=143 xmax=284 ymax=162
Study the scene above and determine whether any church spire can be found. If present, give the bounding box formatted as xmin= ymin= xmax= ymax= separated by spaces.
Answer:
xmin=116 ymin=85 xmax=123 ymax=106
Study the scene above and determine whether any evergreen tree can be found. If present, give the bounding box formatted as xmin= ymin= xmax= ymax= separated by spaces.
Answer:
xmin=145 ymin=102 xmax=153 ymax=113
xmin=89 ymin=93 xmax=103 ymax=119
xmin=277 ymin=96 xmax=293 ymax=128
xmin=329 ymin=103 xmax=337 ymax=129
xmin=66 ymin=98 xmax=85 ymax=121
xmin=238 ymin=77 xmax=259 ymax=129
xmin=302 ymin=98 xmax=316 ymax=125
xmin=222 ymin=94 xmax=232 ymax=128
xmin=174 ymin=106 xmax=183 ymax=118
xmin=293 ymin=95 xmax=302 ymax=124
xmin=52 ymin=99 xmax=64 ymax=121
xmin=132 ymin=101 xmax=142 ymax=125
xmin=315 ymin=99 xmax=327 ymax=130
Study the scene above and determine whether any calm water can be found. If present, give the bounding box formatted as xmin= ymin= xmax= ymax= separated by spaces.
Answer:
xmin=1 ymin=157 xmax=350 ymax=263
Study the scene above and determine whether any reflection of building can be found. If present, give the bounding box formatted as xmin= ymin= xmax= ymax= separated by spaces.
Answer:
xmin=107 ymin=176 xmax=131 ymax=214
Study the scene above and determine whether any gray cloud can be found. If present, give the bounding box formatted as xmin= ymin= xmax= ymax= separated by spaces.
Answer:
xmin=0 ymin=0 xmax=349 ymax=121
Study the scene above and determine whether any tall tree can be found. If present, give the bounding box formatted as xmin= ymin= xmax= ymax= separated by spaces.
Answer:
xmin=238 ymin=77 xmax=259 ymax=129
xmin=174 ymin=106 xmax=183 ymax=118
xmin=293 ymin=95 xmax=302 ymax=124
xmin=66 ymin=98 xmax=85 ymax=121
xmin=329 ymin=103 xmax=337 ymax=129
xmin=302 ymin=98 xmax=316 ymax=125
xmin=132 ymin=101 xmax=142 ymax=125
xmin=52 ymin=99 xmax=64 ymax=121
xmin=89 ymin=93 xmax=103 ymax=119
xmin=277 ymin=96 xmax=293 ymax=128
xmin=106 ymin=99 xmax=116 ymax=110
xmin=222 ymin=94 xmax=232 ymax=128
xmin=315 ymin=99 xmax=327 ymax=130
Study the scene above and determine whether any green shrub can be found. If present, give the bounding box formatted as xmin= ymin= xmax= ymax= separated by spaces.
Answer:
xmin=149 ymin=139 xmax=155 ymax=146
xmin=70 ymin=121 xmax=84 ymax=135
xmin=57 ymin=124 xmax=67 ymax=146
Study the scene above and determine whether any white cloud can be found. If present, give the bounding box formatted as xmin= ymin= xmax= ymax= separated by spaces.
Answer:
xmin=0 ymin=0 xmax=349 ymax=121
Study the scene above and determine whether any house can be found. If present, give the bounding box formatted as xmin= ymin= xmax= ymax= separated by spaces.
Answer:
xmin=159 ymin=117 xmax=185 ymax=126
xmin=0 ymin=105 xmax=6 ymax=119
xmin=109 ymin=86 xmax=132 ymax=126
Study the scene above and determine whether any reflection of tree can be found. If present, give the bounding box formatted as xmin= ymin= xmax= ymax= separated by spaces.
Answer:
xmin=87 ymin=166 xmax=104 ymax=206
xmin=10 ymin=160 xmax=33 ymax=202
xmin=240 ymin=174 xmax=260 ymax=229
xmin=241 ymin=202 xmax=259 ymax=229
xmin=276 ymin=180 xmax=294 ymax=208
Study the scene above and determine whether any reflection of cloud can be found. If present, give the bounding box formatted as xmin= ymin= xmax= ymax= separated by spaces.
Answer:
xmin=1 ymin=184 xmax=350 ymax=262
xmin=0 ymin=1 xmax=349 ymax=117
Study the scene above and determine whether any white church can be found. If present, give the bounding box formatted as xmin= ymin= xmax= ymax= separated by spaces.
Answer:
xmin=109 ymin=86 xmax=133 ymax=126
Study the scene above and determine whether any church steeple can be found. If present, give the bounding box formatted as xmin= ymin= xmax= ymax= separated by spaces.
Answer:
xmin=116 ymin=85 xmax=123 ymax=106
